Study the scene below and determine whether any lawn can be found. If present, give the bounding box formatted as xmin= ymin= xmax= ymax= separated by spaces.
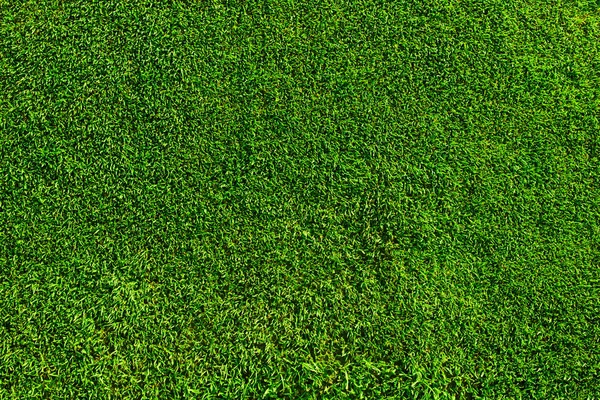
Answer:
xmin=1 ymin=0 xmax=599 ymax=398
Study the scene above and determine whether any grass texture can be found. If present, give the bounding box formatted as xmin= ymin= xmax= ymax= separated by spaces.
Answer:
xmin=1 ymin=0 xmax=600 ymax=398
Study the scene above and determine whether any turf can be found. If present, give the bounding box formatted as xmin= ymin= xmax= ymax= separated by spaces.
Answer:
xmin=1 ymin=0 xmax=599 ymax=398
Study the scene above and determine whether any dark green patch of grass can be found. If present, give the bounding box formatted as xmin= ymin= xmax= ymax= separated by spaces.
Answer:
xmin=1 ymin=0 xmax=599 ymax=398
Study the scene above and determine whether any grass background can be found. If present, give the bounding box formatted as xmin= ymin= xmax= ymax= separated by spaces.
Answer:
xmin=1 ymin=0 xmax=599 ymax=398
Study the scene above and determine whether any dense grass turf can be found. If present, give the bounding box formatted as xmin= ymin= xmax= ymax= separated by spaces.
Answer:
xmin=1 ymin=0 xmax=600 ymax=398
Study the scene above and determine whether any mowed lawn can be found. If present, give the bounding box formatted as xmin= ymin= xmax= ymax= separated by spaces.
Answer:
xmin=1 ymin=0 xmax=599 ymax=398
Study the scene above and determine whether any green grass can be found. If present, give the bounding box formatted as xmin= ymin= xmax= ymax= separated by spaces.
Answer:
xmin=1 ymin=0 xmax=599 ymax=398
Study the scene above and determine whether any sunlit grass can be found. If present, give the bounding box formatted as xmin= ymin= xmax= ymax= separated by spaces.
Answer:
xmin=1 ymin=0 xmax=599 ymax=398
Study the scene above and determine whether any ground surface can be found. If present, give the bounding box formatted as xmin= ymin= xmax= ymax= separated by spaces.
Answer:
xmin=1 ymin=0 xmax=600 ymax=398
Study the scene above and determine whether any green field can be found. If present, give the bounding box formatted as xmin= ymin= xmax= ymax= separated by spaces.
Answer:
xmin=1 ymin=0 xmax=599 ymax=398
